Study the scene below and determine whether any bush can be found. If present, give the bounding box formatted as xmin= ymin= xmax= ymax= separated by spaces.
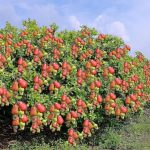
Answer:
xmin=0 ymin=19 xmax=150 ymax=145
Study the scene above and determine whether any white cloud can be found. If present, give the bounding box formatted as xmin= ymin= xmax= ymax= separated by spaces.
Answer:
xmin=95 ymin=15 xmax=103 ymax=22
xmin=107 ymin=21 xmax=129 ymax=42
xmin=91 ymin=14 xmax=129 ymax=42
xmin=69 ymin=15 xmax=81 ymax=30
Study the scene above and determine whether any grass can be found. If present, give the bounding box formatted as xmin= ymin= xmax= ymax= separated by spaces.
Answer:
xmin=7 ymin=105 xmax=150 ymax=150
xmin=118 ymin=107 xmax=150 ymax=150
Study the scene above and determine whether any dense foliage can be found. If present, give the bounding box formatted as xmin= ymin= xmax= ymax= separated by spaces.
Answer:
xmin=0 ymin=19 xmax=149 ymax=145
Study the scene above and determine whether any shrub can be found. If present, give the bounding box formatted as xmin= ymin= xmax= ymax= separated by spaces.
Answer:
xmin=0 ymin=19 xmax=150 ymax=145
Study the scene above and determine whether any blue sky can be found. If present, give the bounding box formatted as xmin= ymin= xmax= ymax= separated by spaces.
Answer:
xmin=0 ymin=0 xmax=150 ymax=58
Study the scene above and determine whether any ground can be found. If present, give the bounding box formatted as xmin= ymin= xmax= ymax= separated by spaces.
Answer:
xmin=0 ymin=105 xmax=150 ymax=150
